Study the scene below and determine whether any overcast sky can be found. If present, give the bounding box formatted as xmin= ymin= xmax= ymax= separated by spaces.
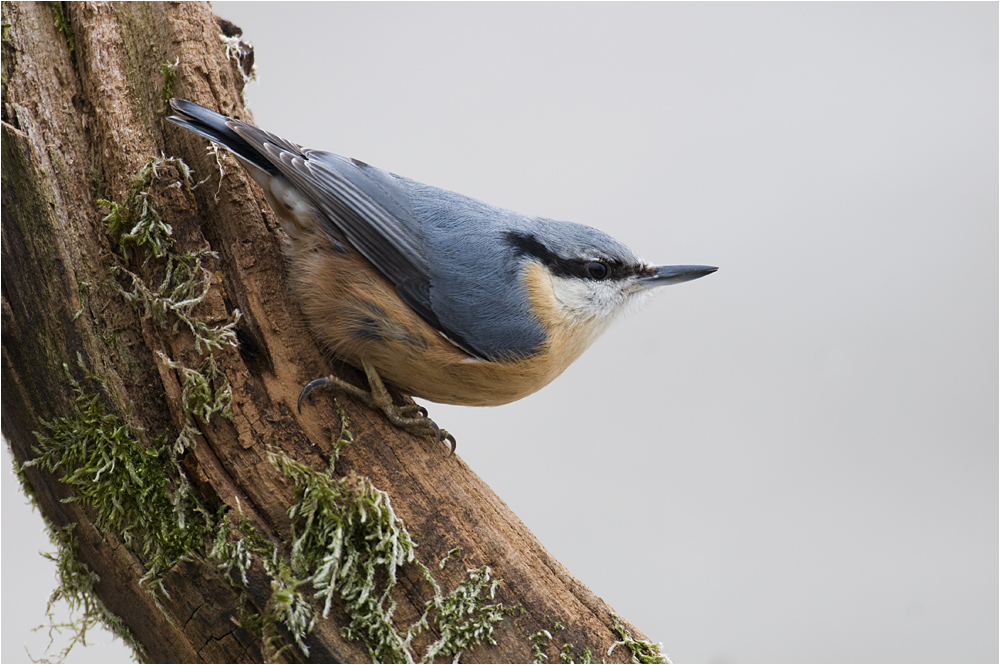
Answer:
xmin=4 ymin=2 xmax=997 ymax=663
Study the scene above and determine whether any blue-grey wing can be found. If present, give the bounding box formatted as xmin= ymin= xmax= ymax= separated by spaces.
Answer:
xmin=231 ymin=124 xmax=429 ymax=292
xmin=169 ymin=100 xmax=500 ymax=355
xmin=229 ymin=121 xmax=544 ymax=360
xmin=404 ymin=182 xmax=548 ymax=361
xmin=220 ymin=116 xmax=545 ymax=361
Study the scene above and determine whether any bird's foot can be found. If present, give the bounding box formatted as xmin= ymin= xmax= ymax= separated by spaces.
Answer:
xmin=298 ymin=362 xmax=456 ymax=456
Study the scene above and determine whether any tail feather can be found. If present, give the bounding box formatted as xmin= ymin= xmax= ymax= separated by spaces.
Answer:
xmin=167 ymin=98 xmax=278 ymax=175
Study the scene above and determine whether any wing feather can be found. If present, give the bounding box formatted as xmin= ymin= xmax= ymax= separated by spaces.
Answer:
xmin=228 ymin=123 xmax=493 ymax=357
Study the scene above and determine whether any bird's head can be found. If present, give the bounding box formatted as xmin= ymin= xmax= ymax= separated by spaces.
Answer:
xmin=507 ymin=221 xmax=717 ymax=351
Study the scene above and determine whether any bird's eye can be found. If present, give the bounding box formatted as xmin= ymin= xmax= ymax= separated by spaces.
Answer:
xmin=586 ymin=261 xmax=610 ymax=280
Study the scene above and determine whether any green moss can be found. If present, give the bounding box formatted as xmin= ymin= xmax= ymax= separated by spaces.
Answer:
xmin=157 ymin=352 xmax=233 ymax=456
xmin=530 ymin=628 xmax=553 ymax=663
xmin=211 ymin=512 xmax=325 ymax=660
xmin=117 ymin=249 xmax=241 ymax=354
xmin=48 ymin=1 xmax=74 ymax=53
xmin=329 ymin=398 xmax=354 ymax=464
xmin=9 ymin=148 xmax=246 ymax=661
xmin=176 ymin=354 xmax=232 ymax=423
xmin=102 ymin=156 xmax=241 ymax=354
xmin=561 ymin=642 xmax=593 ymax=664
xmin=15 ymin=152 xmax=237 ymax=658
xmin=100 ymin=156 xmax=239 ymax=462
xmin=608 ymin=613 xmax=668 ymax=664
xmin=439 ymin=546 xmax=463 ymax=569
xmin=34 ymin=522 xmax=145 ymax=662
xmin=1 ymin=12 xmax=10 ymax=85
xmin=529 ymin=620 xmax=597 ymax=664
xmin=210 ymin=512 xmax=316 ymax=659
xmin=210 ymin=513 xmax=255 ymax=587
xmin=6 ymin=453 xmax=135 ymax=662
xmin=423 ymin=564 xmax=515 ymax=662
xmin=160 ymin=58 xmax=178 ymax=113
xmin=245 ymin=451 xmax=516 ymax=662
xmin=27 ymin=364 xmax=212 ymax=596
xmin=266 ymin=563 xmax=316 ymax=658
xmin=274 ymin=452 xmax=419 ymax=660
xmin=99 ymin=156 xmax=190 ymax=259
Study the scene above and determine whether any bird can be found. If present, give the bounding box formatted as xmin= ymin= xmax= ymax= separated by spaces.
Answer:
xmin=167 ymin=98 xmax=716 ymax=453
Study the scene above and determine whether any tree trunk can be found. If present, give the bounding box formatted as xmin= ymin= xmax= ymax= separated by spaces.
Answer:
xmin=1 ymin=3 xmax=665 ymax=663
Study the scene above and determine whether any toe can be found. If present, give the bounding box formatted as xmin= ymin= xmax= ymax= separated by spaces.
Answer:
xmin=298 ymin=377 xmax=332 ymax=413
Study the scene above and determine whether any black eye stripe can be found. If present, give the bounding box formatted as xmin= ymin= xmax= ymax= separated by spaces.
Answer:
xmin=505 ymin=231 xmax=640 ymax=281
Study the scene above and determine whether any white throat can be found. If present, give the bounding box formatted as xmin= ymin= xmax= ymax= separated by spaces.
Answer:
xmin=548 ymin=274 xmax=638 ymax=339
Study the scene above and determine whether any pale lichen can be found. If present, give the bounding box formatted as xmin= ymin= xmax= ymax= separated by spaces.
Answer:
xmin=18 ymin=151 xmax=244 ymax=660
xmin=529 ymin=620 xmax=598 ymax=664
xmin=98 ymin=155 xmax=192 ymax=259
xmin=608 ymin=612 xmax=669 ymax=664
xmin=219 ymin=32 xmax=256 ymax=109
xmin=210 ymin=450 xmax=517 ymax=663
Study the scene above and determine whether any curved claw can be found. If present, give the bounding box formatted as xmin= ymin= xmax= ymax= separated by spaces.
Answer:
xmin=424 ymin=417 xmax=442 ymax=444
xmin=298 ymin=377 xmax=332 ymax=413
xmin=297 ymin=365 xmax=457 ymax=457
xmin=443 ymin=431 xmax=457 ymax=457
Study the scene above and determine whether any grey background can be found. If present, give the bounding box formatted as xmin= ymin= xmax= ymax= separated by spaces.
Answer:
xmin=3 ymin=2 xmax=997 ymax=663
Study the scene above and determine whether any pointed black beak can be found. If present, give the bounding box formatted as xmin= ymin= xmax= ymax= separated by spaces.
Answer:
xmin=636 ymin=264 xmax=718 ymax=290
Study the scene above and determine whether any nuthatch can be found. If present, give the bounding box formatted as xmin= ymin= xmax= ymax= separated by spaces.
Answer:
xmin=168 ymin=98 xmax=716 ymax=451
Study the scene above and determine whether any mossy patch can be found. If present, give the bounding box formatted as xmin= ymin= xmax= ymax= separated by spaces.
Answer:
xmin=27 ymin=363 xmax=213 ymax=597
xmin=101 ymin=156 xmax=240 ymax=355
xmin=274 ymin=451 xmax=518 ymax=662
xmin=19 ymin=153 xmax=242 ymax=660
xmin=99 ymin=155 xmax=191 ymax=259
xmin=95 ymin=153 xmax=239 ymax=544
xmin=157 ymin=351 xmax=233 ymax=455
xmin=529 ymin=614 xmax=667 ymax=665
xmin=208 ymin=435 xmax=519 ymax=663
xmin=530 ymin=621 xmax=593 ymax=664
xmin=608 ymin=612 xmax=669 ymax=664
xmin=561 ymin=641 xmax=593 ymax=664
xmin=34 ymin=522 xmax=145 ymax=662
xmin=210 ymin=512 xmax=314 ymax=662
xmin=160 ymin=58 xmax=178 ymax=113
xmin=47 ymin=1 xmax=74 ymax=53
xmin=8 ymin=452 xmax=144 ymax=662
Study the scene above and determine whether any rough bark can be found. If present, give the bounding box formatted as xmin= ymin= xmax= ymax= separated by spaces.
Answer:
xmin=2 ymin=3 xmax=661 ymax=663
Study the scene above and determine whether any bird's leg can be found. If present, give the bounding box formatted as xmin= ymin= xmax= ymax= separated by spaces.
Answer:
xmin=359 ymin=361 xmax=456 ymax=452
xmin=298 ymin=361 xmax=456 ymax=455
